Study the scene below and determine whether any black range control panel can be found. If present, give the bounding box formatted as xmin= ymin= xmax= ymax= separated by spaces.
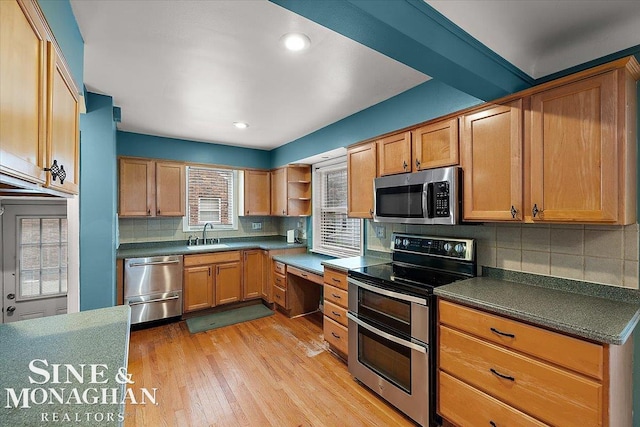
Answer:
xmin=392 ymin=234 xmax=472 ymax=260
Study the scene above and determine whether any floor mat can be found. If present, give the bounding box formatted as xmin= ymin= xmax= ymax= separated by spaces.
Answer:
xmin=186 ymin=304 xmax=274 ymax=333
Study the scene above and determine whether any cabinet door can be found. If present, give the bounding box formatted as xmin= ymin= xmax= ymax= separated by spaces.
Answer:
xmin=244 ymin=170 xmax=271 ymax=215
xmin=260 ymin=250 xmax=271 ymax=302
xmin=412 ymin=118 xmax=459 ymax=170
xmin=377 ymin=131 xmax=411 ymax=176
xmin=183 ymin=265 xmax=213 ymax=312
xmin=243 ymin=250 xmax=263 ymax=300
xmin=0 ymin=0 xmax=47 ymax=184
xmin=461 ymin=100 xmax=523 ymax=221
xmin=215 ymin=261 xmax=242 ymax=305
xmin=156 ymin=162 xmax=185 ymax=217
xmin=119 ymin=158 xmax=155 ymax=217
xmin=45 ymin=42 xmax=79 ymax=194
xmin=530 ymin=72 xmax=618 ymax=223
xmin=270 ymin=167 xmax=287 ymax=216
xmin=347 ymin=142 xmax=376 ymax=218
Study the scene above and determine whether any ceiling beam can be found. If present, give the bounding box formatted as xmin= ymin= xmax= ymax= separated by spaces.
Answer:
xmin=269 ymin=0 xmax=534 ymax=101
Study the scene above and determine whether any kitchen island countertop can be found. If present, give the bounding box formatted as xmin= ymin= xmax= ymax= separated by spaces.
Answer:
xmin=0 ymin=306 xmax=132 ymax=426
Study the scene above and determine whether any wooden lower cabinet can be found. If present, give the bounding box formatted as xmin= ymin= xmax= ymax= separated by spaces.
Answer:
xmin=261 ymin=247 xmax=306 ymax=303
xmin=437 ymin=299 xmax=633 ymax=427
xmin=323 ymin=267 xmax=348 ymax=359
xmin=214 ymin=261 xmax=242 ymax=305
xmin=242 ymin=249 xmax=263 ymax=300
xmin=183 ymin=265 xmax=213 ymax=312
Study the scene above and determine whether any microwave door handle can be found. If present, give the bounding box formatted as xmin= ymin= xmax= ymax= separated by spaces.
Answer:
xmin=347 ymin=312 xmax=427 ymax=354
xmin=426 ymin=182 xmax=434 ymax=218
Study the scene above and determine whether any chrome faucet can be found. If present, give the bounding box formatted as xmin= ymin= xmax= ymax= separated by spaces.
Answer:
xmin=202 ymin=222 xmax=218 ymax=245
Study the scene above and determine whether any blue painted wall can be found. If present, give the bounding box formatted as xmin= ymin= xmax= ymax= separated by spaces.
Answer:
xmin=271 ymin=80 xmax=481 ymax=167
xmin=117 ymin=132 xmax=271 ymax=170
xmin=37 ymin=0 xmax=84 ymax=89
xmin=79 ymin=93 xmax=117 ymax=310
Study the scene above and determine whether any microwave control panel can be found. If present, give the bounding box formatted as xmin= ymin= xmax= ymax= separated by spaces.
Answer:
xmin=432 ymin=181 xmax=450 ymax=217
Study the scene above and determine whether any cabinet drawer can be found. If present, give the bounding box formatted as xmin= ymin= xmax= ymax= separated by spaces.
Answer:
xmin=323 ymin=268 xmax=347 ymax=291
xmin=439 ymin=326 xmax=602 ymax=427
xmin=184 ymin=251 xmax=241 ymax=267
xmin=287 ymin=265 xmax=323 ymax=285
xmin=273 ymin=285 xmax=286 ymax=308
xmin=439 ymin=371 xmax=548 ymax=427
xmin=438 ymin=299 xmax=603 ymax=380
xmin=324 ymin=317 xmax=348 ymax=355
xmin=324 ymin=285 xmax=348 ymax=309
xmin=324 ymin=300 xmax=348 ymax=327
xmin=273 ymin=272 xmax=286 ymax=289
xmin=274 ymin=261 xmax=286 ymax=275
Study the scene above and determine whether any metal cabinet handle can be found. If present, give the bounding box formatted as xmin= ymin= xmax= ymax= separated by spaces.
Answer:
xmin=369 ymin=209 xmax=373 ymax=217
xmin=332 ymin=278 xmax=341 ymax=283
xmin=402 ymin=160 xmax=408 ymax=171
xmin=490 ymin=368 xmax=515 ymax=381
xmin=347 ymin=312 xmax=427 ymax=353
xmin=157 ymin=209 xmax=161 ymax=215
xmin=490 ymin=327 xmax=515 ymax=338
xmin=415 ymin=158 xmax=421 ymax=169
xmin=282 ymin=209 xmax=286 ymax=215
xmin=129 ymin=260 xmax=180 ymax=267
xmin=331 ymin=311 xmax=341 ymax=317
xmin=331 ymin=293 xmax=341 ymax=299
xmin=331 ymin=332 xmax=341 ymax=339
xmin=147 ymin=209 xmax=151 ymax=215
xmin=532 ymin=204 xmax=541 ymax=217
xmin=301 ymin=273 xmax=308 ymax=278
xmin=490 ymin=422 xmax=497 ymax=427
xmin=6 ymin=306 xmax=16 ymax=313
xmin=128 ymin=295 xmax=179 ymax=306
xmin=510 ymin=205 xmax=517 ymax=218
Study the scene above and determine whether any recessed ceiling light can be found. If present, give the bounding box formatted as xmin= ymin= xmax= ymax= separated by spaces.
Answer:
xmin=281 ymin=33 xmax=311 ymax=52
xmin=233 ymin=122 xmax=249 ymax=129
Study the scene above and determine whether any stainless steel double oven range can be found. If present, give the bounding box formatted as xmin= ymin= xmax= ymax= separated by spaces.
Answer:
xmin=347 ymin=233 xmax=476 ymax=427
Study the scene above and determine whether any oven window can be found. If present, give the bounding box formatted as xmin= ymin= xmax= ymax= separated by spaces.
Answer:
xmin=359 ymin=288 xmax=411 ymax=335
xmin=358 ymin=325 xmax=411 ymax=393
xmin=376 ymin=184 xmax=424 ymax=218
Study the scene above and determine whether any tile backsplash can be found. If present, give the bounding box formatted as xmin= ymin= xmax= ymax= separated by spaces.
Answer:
xmin=366 ymin=221 xmax=639 ymax=289
xmin=118 ymin=216 xmax=307 ymax=244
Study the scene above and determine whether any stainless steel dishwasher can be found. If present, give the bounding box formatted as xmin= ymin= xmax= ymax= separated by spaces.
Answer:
xmin=124 ymin=255 xmax=183 ymax=324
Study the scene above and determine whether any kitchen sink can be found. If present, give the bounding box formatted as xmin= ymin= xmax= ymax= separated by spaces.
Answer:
xmin=186 ymin=243 xmax=230 ymax=250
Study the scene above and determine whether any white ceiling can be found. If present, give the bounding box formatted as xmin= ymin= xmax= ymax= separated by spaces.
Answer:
xmin=72 ymin=1 xmax=640 ymax=152
xmin=70 ymin=0 xmax=429 ymax=150
xmin=427 ymin=0 xmax=640 ymax=79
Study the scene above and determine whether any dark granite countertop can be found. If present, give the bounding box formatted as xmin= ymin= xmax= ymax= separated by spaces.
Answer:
xmin=272 ymin=253 xmax=335 ymax=276
xmin=0 ymin=306 xmax=131 ymax=426
xmin=434 ymin=268 xmax=640 ymax=345
xmin=117 ymin=236 xmax=307 ymax=259
xmin=321 ymin=256 xmax=389 ymax=272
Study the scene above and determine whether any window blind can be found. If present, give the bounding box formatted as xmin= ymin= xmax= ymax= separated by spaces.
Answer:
xmin=313 ymin=163 xmax=362 ymax=257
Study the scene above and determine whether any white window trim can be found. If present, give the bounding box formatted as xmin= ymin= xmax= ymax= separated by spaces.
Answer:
xmin=312 ymin=157 xmax=363 ymax=258
xmin=183 ymin=167 xmax=239 ymax=232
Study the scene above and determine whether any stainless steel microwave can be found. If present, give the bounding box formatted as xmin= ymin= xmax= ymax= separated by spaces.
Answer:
xmin=373 ymin=166 xmax=460 ymax=225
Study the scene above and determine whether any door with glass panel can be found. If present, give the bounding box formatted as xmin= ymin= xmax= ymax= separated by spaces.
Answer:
xmin=2 ymin=203 xmax=67 ymax=323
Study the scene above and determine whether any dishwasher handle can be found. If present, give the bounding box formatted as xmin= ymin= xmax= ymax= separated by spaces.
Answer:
xmin=128 ymin=295 xmax=180 ymax=306
xmin=128 ymin=259 xmax=181 ymax=267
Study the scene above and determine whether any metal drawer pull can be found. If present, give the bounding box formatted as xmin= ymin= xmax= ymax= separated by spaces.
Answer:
xmin=490 ymin=422 xmax=497 ymax=427
xmin=331 ymin=332 xmax=341 ymax=339
xmin=130 ymin=260 xmax=180 ymax=267
xmin=347 ymin=312 xmax=427 ymax=354
xmin=331 ymin=293 xmax=341 ymax=298
xmin=490 ymin=327 xmax=515 ymax=338
xmin=332 ymin=277 xmax=341 ymax=282
xmin=301 ymin=273 xmax=308 ymax=277
xmin=129 ymin=295 xmax=179 ymax=306
xmin=331 ymin=311 xmax=341 ymax=317
xmin=490 ymin=368 xmax=515 ymax=382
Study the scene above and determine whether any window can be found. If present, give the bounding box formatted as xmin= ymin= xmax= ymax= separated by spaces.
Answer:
xmin=185 ymin=166 xmax=237 ymax=230
xmin=313 ymin=160 xmax=362 ymax=257
xmin=18 ymin=217 xmax=68 ymax=299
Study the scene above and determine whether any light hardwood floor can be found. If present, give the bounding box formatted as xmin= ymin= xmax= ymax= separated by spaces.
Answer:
xmin=125 ymin=310 xmax=417 ymax=427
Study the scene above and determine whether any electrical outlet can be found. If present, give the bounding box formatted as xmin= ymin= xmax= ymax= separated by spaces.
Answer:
xmin=375 ymin=225 xmax=386 ymax=238
xmin=251 ymin=222 xmax=262 ymax=230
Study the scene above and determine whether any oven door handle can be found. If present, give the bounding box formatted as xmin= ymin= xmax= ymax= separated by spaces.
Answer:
xmin=347 ymin=312 xmax=427 ymax=354
xmin=348 ymin=278 xmax=427 ymax=306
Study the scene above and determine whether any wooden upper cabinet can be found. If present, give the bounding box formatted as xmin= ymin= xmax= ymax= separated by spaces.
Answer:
xmin=119 ymin=158 xmax=155 ymax=217
xmin=156 ymin=162 xmax=185 ymax=217
xmin=270 ymin=167 xmax=287 ymax=216
xmin=45 ymin=42 xmax=79 ymax=194
xmin=243 ymin=170 xmax=271 ymax=216
xmin=0 ymin=0 xmax=48 ymax=185
xmin=412 ymin=118 xmax=459 ymax=171
xmin=461 ymin=100 xmax=523 ymax=221
xmin=528 ymin=69 xmax=635 ymax=224
xmin=377 ymin=131 xmax=412 ymax=176
xmin=347 ymin=142 xmax=377 ymax=218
